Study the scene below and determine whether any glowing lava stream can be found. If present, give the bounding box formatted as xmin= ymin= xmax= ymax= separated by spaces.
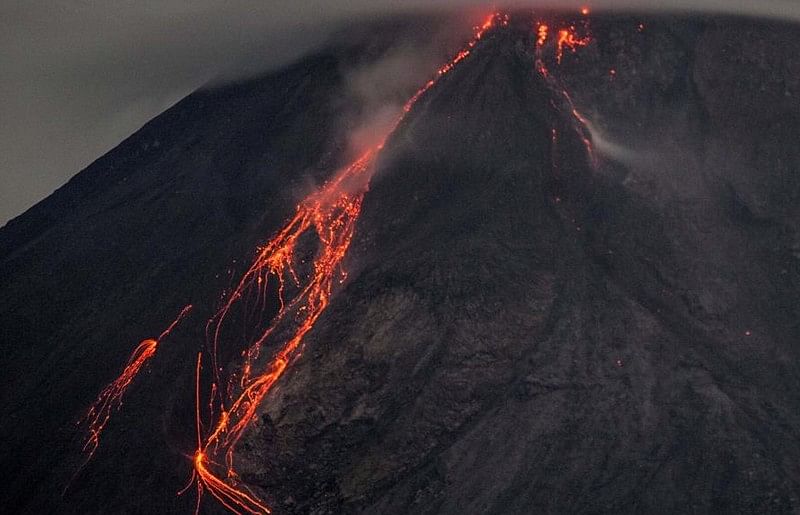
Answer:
xmin=81 ymin=304 xmax=193 ymax=460
xmin=555 ymin=27 xmax=591 ymax=64
xmin=534 ymin=20 xmax=596 ymax=165
xmin=187 ymin=13 xmax=500 ymax=515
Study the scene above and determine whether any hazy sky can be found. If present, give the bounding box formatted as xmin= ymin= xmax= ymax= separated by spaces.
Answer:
xmin=3 ymin=0 xmax=800 ymax=226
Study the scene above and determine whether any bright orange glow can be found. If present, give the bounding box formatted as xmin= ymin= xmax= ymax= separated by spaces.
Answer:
xmin=400 ymin=12 xmax=496 ymax=116
xmin=535 ymin=22 xmax=592 ymax=64
xmin=555 ymin=28 xmax=591 ymax=64
xmin=481 ymin=13 xmax=494 ymax=30
xmin=581 ymin=7 xmax=590 ymax=15
xmin=534 ymin=20 xmax=595 ymax=165
xmin=80 ymin=304 xmax=193 ymax=460
xmin=537 ymin=24 xmax=549 ymax=47
xmin=188 ymin=13 xmax=501 ymax=514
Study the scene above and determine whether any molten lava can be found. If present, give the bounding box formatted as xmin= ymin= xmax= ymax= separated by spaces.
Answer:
xmin=80 ymin=304 xmax=193 ymax=460
xmin=555 ymin=27 xmax=591 ymax=64
xmin=537 ymin=24 xmax=549 ymax=47
xmin=534 ymin=16 xmax=595 ymax=165
xmin=186 ymin=13 xmax=501 ymax=515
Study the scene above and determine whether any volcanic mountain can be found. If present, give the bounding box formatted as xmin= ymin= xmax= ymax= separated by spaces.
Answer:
xmin=2 ymin=10 xmax=800 ymax=515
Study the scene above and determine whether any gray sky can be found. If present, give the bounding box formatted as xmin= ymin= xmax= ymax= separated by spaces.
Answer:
xmin=3 ymin=0 xmax=800 ymax=226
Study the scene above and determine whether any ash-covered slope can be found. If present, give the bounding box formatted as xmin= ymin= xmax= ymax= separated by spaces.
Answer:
xmin=2 ymin=11 xmax=800 ymax=515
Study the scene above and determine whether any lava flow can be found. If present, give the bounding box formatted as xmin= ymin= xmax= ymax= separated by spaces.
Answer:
xmin=536 ymin=21 xmax=591 ymax=64
xmin=186 ymin=13 xmax=500 ymax=515
xmin=80 ymin=304 xmax=193 ymax=460
xmin=534 ymin=17 xmax=596 ymax=164
xmin=555 ymin=26 xmax=591 ymax=64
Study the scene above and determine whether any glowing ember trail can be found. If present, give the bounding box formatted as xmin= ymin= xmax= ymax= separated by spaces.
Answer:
xmin=187 ymin=13 xmax=500 ymax=515
xmin=80 ymin=304 xmax=193 ymax=460
xmin=555 ymin=27 xmax=591 ymax=64
xmin=537 ymin=24 xmax=549 ymax=46
xmin=534 ymin=16 xmax=596 ymax=165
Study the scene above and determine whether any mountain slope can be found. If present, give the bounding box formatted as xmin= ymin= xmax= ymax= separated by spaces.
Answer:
xmin=1 ymin=11 xmax=800 ymax=515
xmin=0 ymin=46 xmax=358 ymax=513
xmin=234 ymin=18 xmax=800 ymax=514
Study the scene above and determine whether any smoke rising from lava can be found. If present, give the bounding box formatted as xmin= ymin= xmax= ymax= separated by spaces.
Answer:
xmin=341 ymin=21 xmax=474 ymax=156
xmin=581 ymin=119 xmax=649 ymax=166
xmin=4 ymin=0 xmax=800 ymax=226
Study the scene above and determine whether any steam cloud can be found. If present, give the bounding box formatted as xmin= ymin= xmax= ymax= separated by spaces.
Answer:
xmin=2 ymin=0 xmax=799 ymax=225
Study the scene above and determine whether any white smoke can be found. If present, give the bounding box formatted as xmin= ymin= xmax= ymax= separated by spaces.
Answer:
xmin=583 ymin=119 xmax=649 ymax=166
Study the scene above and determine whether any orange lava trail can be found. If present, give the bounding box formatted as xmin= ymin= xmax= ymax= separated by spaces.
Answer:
xmin=189 ymin=13 xmax=500 ymax=515
xmin=534 ymin=17 xmax=596 ymax=165
xmin=537 ymin=23 xmax=549 ymax=47
xmin=80 ymin=304 xmax=193 ymax=460
xmin=555 ymin=27 xmax=591 ymax=64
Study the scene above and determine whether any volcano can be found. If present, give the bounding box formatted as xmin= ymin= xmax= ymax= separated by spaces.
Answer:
xmin=2 ymin=10 xmax=800 ymax=515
